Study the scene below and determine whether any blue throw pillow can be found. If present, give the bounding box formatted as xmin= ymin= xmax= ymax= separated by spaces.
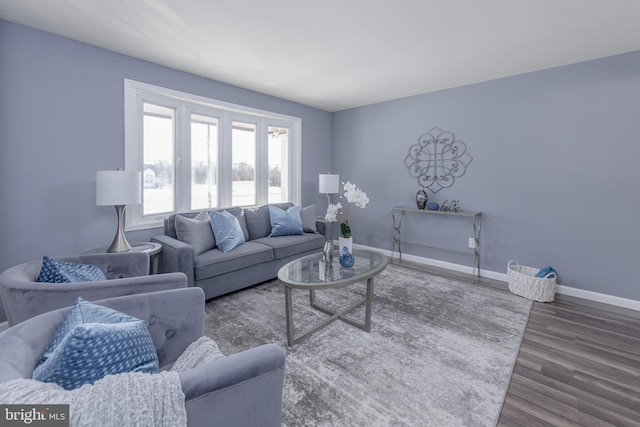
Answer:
xmin=209 ymin=210 xmax=246 ymax=253
xmin=36 ymin=256 xmax=107 ymax=283
xmin=33 ymin=298 xmax=159 ymax=390
xmin=268 ymin=205 xmax=304 ymax=237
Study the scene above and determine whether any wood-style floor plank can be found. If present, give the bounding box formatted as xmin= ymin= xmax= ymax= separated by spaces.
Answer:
xmin=499 ymin=294 xmax=640 ymax=427
xmin=391 ymin=259 xmax=640 ymax=427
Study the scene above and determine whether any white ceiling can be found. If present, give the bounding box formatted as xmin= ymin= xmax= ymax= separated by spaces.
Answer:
xmin=2 ymin=0 xmax=640 ymax=112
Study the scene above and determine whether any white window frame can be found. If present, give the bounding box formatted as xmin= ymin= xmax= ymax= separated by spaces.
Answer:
xmin=124 ymin=79 xmax=301 ymax=231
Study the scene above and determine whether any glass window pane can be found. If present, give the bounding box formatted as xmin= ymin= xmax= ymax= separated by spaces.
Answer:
xmin=268 ymin=126 xmax=289 ymax=203
xmin=191 ymin=114 xmax=219 ymax=210
xmin=232 ymin=121 xmax=256 ymax=206
xmin=143 ymin=103 xmax=174 ymax=216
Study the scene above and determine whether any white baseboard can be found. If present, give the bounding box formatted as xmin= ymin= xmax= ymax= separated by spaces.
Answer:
xmin=350 ymin=242 xmax=640 ymax=312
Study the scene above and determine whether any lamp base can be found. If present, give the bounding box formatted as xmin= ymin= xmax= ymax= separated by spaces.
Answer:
xmin=107 ymin=205 xmax=132 ymax=253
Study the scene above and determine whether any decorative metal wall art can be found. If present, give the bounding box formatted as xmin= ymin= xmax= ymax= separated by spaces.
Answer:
xmin=404 ymin=127 xmax=473 ymax=193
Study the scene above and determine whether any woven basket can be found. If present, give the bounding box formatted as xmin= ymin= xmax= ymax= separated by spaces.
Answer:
xmin=507 ymin=260 xmax=556 ymax=302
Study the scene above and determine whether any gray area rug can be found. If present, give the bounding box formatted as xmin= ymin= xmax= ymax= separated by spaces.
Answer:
xmin=204 ymin=264 xmax=532 ymax=426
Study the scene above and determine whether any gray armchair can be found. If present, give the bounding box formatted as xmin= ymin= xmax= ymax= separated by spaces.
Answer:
xmin=0 ymin=252 xmax=188 ymax=326
xmin=0 ymin=287 xmax=286 ymax=427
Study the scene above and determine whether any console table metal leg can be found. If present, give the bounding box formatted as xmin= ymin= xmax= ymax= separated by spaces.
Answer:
xmin=472 ymin=214 xmax=482 ymax=282
xmin=392 ymin=210 xmax=404 ymax=260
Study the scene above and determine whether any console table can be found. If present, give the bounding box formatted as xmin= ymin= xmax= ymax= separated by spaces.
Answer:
xmin=392 ymin=206 xmax=482 ymax=281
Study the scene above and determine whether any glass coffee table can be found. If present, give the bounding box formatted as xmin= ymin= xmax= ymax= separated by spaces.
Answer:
xmin=278 ymin=248 xmax=388 ymax=346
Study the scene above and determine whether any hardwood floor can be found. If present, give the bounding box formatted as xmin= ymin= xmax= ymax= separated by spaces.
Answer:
xmin=391 ymin=259 xmax=640 ymax=427
xmin=498 ymin=294 xmax=640 ymax=427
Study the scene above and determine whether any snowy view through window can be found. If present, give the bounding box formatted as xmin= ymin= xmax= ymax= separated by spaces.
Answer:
xmin=142 ymin=102 xmax=288 ymax=215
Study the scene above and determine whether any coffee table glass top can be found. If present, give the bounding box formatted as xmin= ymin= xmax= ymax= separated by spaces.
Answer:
xmin=278 ymin=248 xmax=388 ymax=289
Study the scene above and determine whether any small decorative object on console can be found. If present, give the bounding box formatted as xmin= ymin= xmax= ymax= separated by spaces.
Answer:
xmin=439 ymin=200 xmax=460 ymax=213
xmin=426 ymin=201 xmax=439 ymax=211
xmin=416 ymin=187 xmax=427 ymax=209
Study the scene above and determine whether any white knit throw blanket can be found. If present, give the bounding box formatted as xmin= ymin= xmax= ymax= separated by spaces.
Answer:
xmin=0 ymin=336 xmax=225 ymax=427
xmin=0 ymin=371 xmax=186 ymax=427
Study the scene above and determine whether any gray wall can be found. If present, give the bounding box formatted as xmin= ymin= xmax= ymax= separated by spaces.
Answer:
xmin=0 ymin=20 xmax=332 ymax=273
xmin=2 ymin=17 xmax=639 ymax=315
xmin=332 ymin=50 xmax=640 ymax=301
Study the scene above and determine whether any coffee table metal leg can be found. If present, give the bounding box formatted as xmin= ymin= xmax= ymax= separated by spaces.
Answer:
xmin=364 ymin=277 xmax=373 ymax=332
xmin=285 ymin=286 xmax=294 ymax=347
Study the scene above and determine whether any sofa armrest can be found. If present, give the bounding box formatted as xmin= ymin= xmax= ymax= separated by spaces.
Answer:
xmin=0 ymin=272 xmax=188 ymax=326
xmin=179 ymin=343 xmax=285 ymax=427
xmin=151 ymin=235 xmax=196 ymax=287
xmin=66 ymin=252 xmax=150 ymax=278
xmin=0 ymin=288 xmax=205 ymax=382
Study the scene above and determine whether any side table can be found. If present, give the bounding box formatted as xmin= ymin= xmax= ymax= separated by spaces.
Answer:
xmin=84 ymin=242 xmax=162 ymax=275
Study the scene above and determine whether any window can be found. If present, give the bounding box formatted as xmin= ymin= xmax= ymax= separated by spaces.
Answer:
xmin=190 ymin=114 xmax=219 ymax=210
xmin=124 ymin=80 xmax=301 ymax=230
xmin=232 ymin=121 xmax=256 ymax=206
xmin=268 ymin=126 xmax=289 ymax=203
xmin=143 ymin=103 xmax=174 ymax=216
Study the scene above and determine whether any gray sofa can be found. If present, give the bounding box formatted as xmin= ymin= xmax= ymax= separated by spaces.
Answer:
xmin=0 ymin=252 xmax=188 ymax=326
xmin=0 ymin=287 xmax=286 ymax=427
xmin=152 ymin=203 xmax=326 ymax=300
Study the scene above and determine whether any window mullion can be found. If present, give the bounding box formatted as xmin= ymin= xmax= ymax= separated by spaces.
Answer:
xmin=175 ymin=104 xmax=190 ymax=213
xmin=219 ymin=112 xmax=233 ymax=207
xmin=255 ymin=119 xmax=268 ymax=205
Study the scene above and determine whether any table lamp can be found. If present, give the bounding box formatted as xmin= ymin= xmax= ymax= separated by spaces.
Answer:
xmin=96 ymin=169 xmax=142 ymax=253
xmin=319 ymin=173 xmax=340 ymax=202
xmin=319 ymin=173 xmax=340 ymax=264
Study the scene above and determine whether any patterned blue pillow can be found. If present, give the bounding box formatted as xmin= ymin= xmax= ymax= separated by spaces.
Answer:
xmin=209 ymin=210 xmax=246 ymax=253
xmin=268 ymin=205 xmax=304 ymax=237
xmin=33 ymin=298 xmax=159 ymax=390
xmin=36 ymin=256 xmax=107 ymax=283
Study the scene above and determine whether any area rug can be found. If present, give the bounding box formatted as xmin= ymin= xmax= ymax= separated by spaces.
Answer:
xmin=204 ymin=264 xmax=532 ymax=426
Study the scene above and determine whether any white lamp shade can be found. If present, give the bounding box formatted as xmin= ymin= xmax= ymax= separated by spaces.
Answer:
xmin=96 ymin=170 xmax=142 ymax=206
xmin=319 ymin=174 xmax=339 ymax=194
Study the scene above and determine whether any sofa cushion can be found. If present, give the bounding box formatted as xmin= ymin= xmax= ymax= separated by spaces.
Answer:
xmin=33 ymin=298 xmax=159 ymax=390
xmin=268 ymin=205 xmax=304 ymax=237
xmin=194 ymin=242 xmax=274 ymax=280
xmin=244 ymin=203 xmax=296 ymax=240
xmin=244 ymin=205 xmax=271 ymax=240
xmin=166 ymin=211 xmax=200 ymax=239
xmin=301 ymin=204 xmax=318 ymax=233
xmin=36 ymin=256 xmax=107 ymax=283
xmin=210 ymin=210 xmax=246 ymax=253
xmin=252 ymin=233 xmax=325 ymax=260
xmin=175 ymin=210 xmax=216 ymax=255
